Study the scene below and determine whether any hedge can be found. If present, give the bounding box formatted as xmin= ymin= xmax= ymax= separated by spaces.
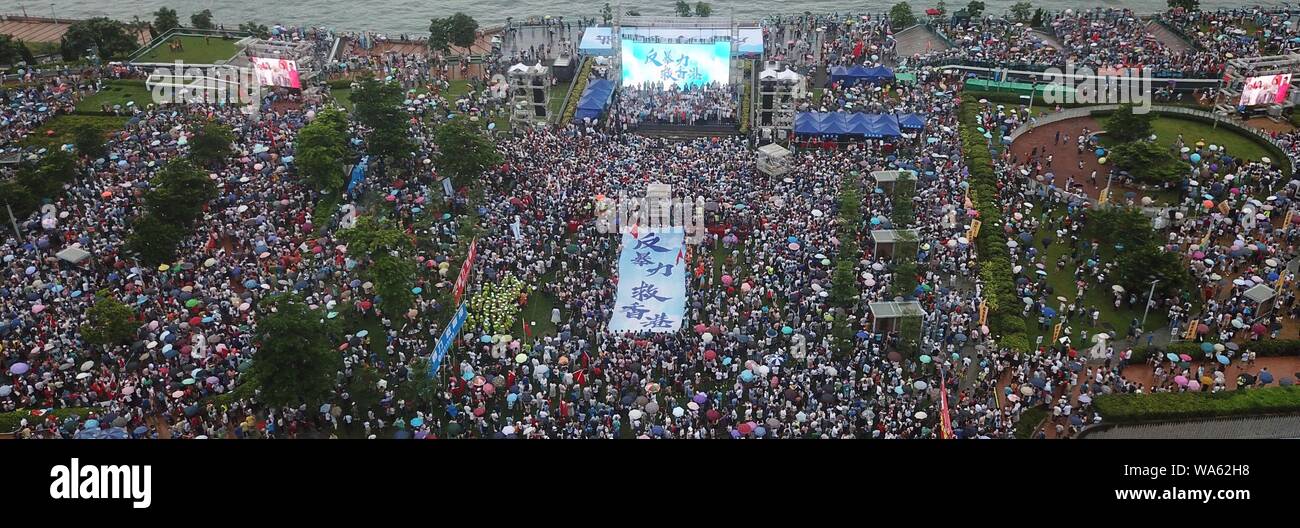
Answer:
xmin=0 ymin=407 xmax=96 ymax=434
xmin=959 ymin=96 xmax=1029 ymax=352
xmin=1130 ymin=339 xmax=1300 ymax=362
xmin=1093 ymin=386 xmax=1300 ymax=423
xmin=1013 ymin=405 xmax=1048 ymax=439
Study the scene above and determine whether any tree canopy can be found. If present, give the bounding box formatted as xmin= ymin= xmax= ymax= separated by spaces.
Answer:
xmin=434 ymin=119 xmax=502 ymax=186
xmin=890 ymin=3 xmax=918 ymax=29
xmin=82 ymin=290 xmax=138 ymax=348
xmin=187 ymin=121 xmax=235 ymax=167
xmin=190 ymin=9 xmax=215 ymax=30
xmin=350 ymin=78 xmax=416 ymax=163
xmin=295 ymin=109 xmax=352 ymax=194
xmin=249 ymin=296 xmax=343 ymax=408
xmin=153 ymin=7 xmax=180 ymax=35
xmin=0 ymin=35 xmax=35 ymax=65
xmin=1104 ymin=104 xmax=1155 ymax=143
xmin=60 ymin=18 xmax=138 ymax=61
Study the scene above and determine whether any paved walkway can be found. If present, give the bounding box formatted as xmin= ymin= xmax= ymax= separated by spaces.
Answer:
xmin=1144 ymin=20 xmax=1193 ymax=54
xmin=894 ymin=25 xmax=949 ymax=63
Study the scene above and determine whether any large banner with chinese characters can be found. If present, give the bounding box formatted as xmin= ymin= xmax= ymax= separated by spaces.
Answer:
xmin=609 ymin=230 xmax=686 ymax=333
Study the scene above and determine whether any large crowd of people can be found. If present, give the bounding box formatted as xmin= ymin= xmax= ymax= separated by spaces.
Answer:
xmin=3 ymin=6 xmax=1300 ymax=440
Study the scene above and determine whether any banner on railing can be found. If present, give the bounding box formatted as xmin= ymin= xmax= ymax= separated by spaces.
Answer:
xmin=430 ymin=302 xmax=468 ymax=376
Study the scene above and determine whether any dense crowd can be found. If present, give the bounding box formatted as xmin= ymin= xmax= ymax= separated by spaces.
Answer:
xmin=613 ymin=82 xmax=736 ymax=129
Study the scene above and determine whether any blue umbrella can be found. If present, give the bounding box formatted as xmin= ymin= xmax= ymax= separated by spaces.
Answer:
xmin=1166 ymin=352 xmax=1181 ymax=362
xmin=446 ymin=404 xmax=459 ymax=417
xmin=1260 ymin=371 xmax=1274 ymax=384
xmin=1217 ymin=354 xmax=1229 ymax=365
xmin=1200 ymin=342 xmax=1214 ymax=353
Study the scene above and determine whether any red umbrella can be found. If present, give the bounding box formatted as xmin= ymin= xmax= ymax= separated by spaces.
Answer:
xmin=737 ymin=422 xmax=753 ymax=434
xmin=706 ymin=409 xmax=721 ymax=422
xmin=189 ymin=317 xmax=202 ymax=326
xmin=925 ymin=8 xmax=940 ymax=15
xmin=1252 ymin=323 xmax=1267 ymax=334
xmin=704 ymin=350 xmax=717 ymax=361
xmin=472 ymin=407 xmax=486 ymax=417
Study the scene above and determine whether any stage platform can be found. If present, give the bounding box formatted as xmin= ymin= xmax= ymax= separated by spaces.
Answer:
xmin=629 ymin=121 xmax=740 ymax=140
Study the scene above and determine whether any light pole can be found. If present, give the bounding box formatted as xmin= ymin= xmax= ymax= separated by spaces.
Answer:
xmin=49 ymin=3 xmax=54 ymax=20
xmin=1141 ymin=278 xmax=1159 ymax=329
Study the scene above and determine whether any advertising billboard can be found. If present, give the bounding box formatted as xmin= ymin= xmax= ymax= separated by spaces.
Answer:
xmin=1239 ymin=73 xmax=1291 ymax=106
xmin=250 ymin=57 xmax=302 ymax=89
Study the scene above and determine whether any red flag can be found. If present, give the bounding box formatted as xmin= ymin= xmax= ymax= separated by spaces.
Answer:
xmin=522 ymin=318 xmax=532 ymax=338
xmin=853 ymin=40 xmax=864 ymax=58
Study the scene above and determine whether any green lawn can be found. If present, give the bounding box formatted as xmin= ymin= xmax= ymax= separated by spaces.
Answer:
xmin=331 ymin=87 xmax=354 ymax=111
xmin=548 ymin=85 xmax=568 ymax=119
xmin=1149 ymin=117 xmax=1271 ymax=164
xmin=19 ymin=114 xmax=128 ymax=151
xmin=1022 ymin=202 xmax=1169 ymax=346
xmin=134 ymin=35 xmax=241 ymax=64
xmin=75 ymin=80 xmax=153 ymax=113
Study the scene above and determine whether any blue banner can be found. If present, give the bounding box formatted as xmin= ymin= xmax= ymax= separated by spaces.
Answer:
xmin=608 ymin=230 xmax=687 ymax=333
xmin=430 ymin=302 xmax=468 ymax=376
xmin=346 ymin=155 xmax=369 ymax=195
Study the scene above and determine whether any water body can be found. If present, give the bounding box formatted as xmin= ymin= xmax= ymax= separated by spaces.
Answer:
xmin=19 ymin=0 xmax=1292 ymax=36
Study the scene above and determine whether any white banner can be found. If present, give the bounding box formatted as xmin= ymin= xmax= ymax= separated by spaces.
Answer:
xmin=608 ymin=230 xmax=687 ymax=333
xmin=579 ymin=26 xmax=763 ymax=55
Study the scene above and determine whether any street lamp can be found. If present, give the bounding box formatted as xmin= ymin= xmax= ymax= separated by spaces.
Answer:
xmin=1141 ymin=278 xmax=1160 ymax=329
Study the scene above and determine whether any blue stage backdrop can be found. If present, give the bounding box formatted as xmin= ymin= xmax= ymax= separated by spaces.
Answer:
xmin=620 ymin=40 xmax=731 ymax=89
xmin=609 ymin=230 xmax=687 ymax=333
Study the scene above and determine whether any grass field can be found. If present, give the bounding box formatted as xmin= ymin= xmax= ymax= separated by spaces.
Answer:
xmin=75 ymin=80 xmax=153 ymax=113
xmin=135 ymin=36 xmax=241 ymax=64
xmin=19 ymin=114 xmax=128 ymax=151
xmin=1148 ymin=117 xmax=1271 ymax=164
xmin=1022 ymin=201 xmax=1170 ymax=347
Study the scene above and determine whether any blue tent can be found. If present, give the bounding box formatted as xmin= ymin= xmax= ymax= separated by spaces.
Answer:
xmin=863 ymin=114 xmax=901 ymax=138
xmin=897 ymin=113 xmax=927 ymax=130
xmin=573 ymin=79 xmax=615 ymax=122
xmin=863 ymin=65 xmax=895 ymax=82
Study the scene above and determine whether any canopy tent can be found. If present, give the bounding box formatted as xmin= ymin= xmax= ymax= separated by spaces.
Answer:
xmin=794 ymin=112 xmax=903 ymax=137
xmin=573 ymin=79 xmax=615 ymax=122
xmin=830 ymin=65 xmax=894 ymax=85
xmin=896 ymin=112 xmax=927 ymax=130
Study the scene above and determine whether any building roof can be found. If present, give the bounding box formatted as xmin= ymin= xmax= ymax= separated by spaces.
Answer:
xmin=757 ymin=143 xmax=791 ymax=157
xmin=871 ymin=169 xmax=916 ymax=183
xmin=870 ymin=229 xmax=919 ymax=244
xmin=1243 ymin=283 xmax=1276 ymax=304
xmin=868 ymin=301 xmax=926 ymax=319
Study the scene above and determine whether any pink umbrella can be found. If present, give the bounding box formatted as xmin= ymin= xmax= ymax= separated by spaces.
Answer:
xmin=1192 ymin=251 xmax=1205 ymax=259
xmin=1174 ymin=375 xmax=1189 ymax=386
xmin=1187 ymin=380 xmax=1201 ymax=391
xmin=788 ymin=242 xmax=800 ymax=250
xmin=721 ymin=275 xmax=733 ymax=286
xmin=31 ymin=304 xmax=45 ymax=314
xmin=1179 ymin=354 xmax=1192 ymax=362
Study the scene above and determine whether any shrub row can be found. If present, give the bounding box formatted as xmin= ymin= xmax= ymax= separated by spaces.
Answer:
xmin=561 ymin=56 xmax=594 ymax=125
xmin=0 ymin=407 xmax=96 ymax=434
xmin=1130 ymin=339 xmax=1300 ymax=363
xmin=959 ymin=96 xmax=1029 ymax=352
xmin=1093 ymin=386 xmax=1300 ymax=423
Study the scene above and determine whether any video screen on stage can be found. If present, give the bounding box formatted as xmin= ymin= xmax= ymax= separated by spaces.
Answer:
xmin=249 ymin=57 xmax=302 ymax=89
xmin=621 ymin=40 xmax=730 ymax=89
xmin=1239 ymin=73 xmax=1291 ymax=106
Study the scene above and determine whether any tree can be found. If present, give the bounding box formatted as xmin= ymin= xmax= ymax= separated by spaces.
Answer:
xmin=1168 ymin=0 xmax=1200 ymax=12
xmin=1107 ymin=141 xmax=1188 ymax=185
xmin=890 ymin=3 xmax=918 ymax=29
xmin=152 ymin=7 xmax=180 ymax=35
xmin=295 ymin=110 xmax=350 ymax=194
xmin=187 ymin=121 xmax=234 ymax=167
xmin=125 ymin=214 xmax=187 ymax=266
xmin=428 ymin=18 xmax=451 ymax=54
xmin=73 ymin=122 xmax=108 ymax=159
xmin=397 ymin=358 xmax=440 ymax=407
xmin=446 ymin=13 xmax=480 ymax=50
xmin=602 ymin=3 xmax=614 ymax=24
xmin=190 ymin=9 xmax=214 ymax=30
xmin=60 ymin=18 xmax=137 ymax=61
xmin=350 ymin=78 xmax=415 ymax=163
xmin=966 ymin=1 xmax=986 ymax=18
xmin=0 ymin=35 xmax=35 ymax=65
xmin=82 ymin=289 xmax=137 ymax=348
xmin=675 ymin=1 xmax=694 ymax=17
xmin=238 ymin=21 xmax=271 ymax=39
xmin=340 ymin=216 xmax=417 ymax=315
xmin=831 ymin=260 xmax=858 ymax=308
xmin=144 ymin=159 xmax=218 ymax=227
xmin=248 ymin=295 xmax=343 ymax=408
xmin=1103 ymin=103 xmax=1155 ymax=143
xmin=936 ymin=1 xmax=947 ymax=15
xmin=1009 ymin=2 xmax=1032 ymax=22
xmin=695 ymin=2 xmax=713 ymax=17
xmin=434 ymin=119 xmax=502 ymax=186
xmin=1031 ymin=8 xmax=1044 ymax=28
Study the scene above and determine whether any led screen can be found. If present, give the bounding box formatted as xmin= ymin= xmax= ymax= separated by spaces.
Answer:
xmin=621 ymin=40 xmax=730 ymax=89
